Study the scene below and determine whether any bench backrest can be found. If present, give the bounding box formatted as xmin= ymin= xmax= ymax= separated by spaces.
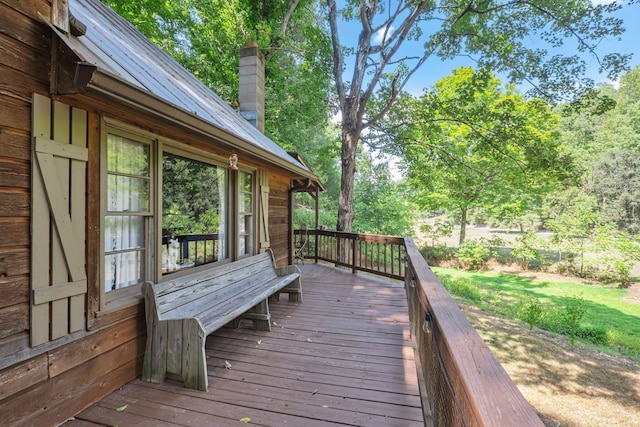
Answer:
xmin=152 ymin=250 xmax=277 ymax=320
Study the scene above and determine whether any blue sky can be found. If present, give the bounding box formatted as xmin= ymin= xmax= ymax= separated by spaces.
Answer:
xmin=337 ymin=1 xmax=640 ymax=96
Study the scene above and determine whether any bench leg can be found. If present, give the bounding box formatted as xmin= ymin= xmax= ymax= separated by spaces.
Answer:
xmin=240 ymin=299 xmax=271 ymax=331
xmin=142 ymin=290 xmax=168 ymax=384
xmin=181 ymin=319 xmax=208 ymax=391
xmin=142 ymin=321 xmax=168 ymax=384
xmin=283 ymin=276 xmax=303 ymax=303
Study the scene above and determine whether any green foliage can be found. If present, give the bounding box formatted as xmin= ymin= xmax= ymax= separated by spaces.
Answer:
xmin=518 ymin=298 xmax=545 ymax=331
xmin=162 ymin=155 xmax=225 ymax=235
xmin=101 ymin=0 xmax=333 ymax=167
xmin=433 ymin=267 xmax=640 ymax=358
xmin=420 ymin=220 xmax=454 ymax=247
xmin=590 ymin=224 xmax=640 ymax=286
xmin=456 ymin=240 xmax=489 ymax=270
xmin=420 ymin=245 xmax=456 ymax=265
xmin=438 ymin=275 xmax=485 ymax=304
xmin=576 ymin=324 xmax=609 ymax=346
xmin=511 ymin=230 xmax=542 ymax=269
xmin=591 ymin=149 xmax=640 ymax=234
xmin=606 ymin=330 xmax=640 ymax=354
xmin=353 ymin=153 xmax=416 ymax=236
xmin=396 ymin=67 xmax=571 ymax=244
xmin=479 ymin=234 xmax=507 ymax=259
xmin=562 ymin=295 xmax=588 ymax=346
xmin=328 ymin=0 xmax=629 ymax=232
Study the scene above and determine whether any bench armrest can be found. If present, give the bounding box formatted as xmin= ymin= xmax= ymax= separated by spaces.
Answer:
xmin=275 ymin=264 xmax=301 ymax=277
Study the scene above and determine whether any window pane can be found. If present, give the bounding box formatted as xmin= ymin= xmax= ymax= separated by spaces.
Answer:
xmin=105 ymin=133 xmax=151 ymax=293
xmin=162 ymin=153 xmax=228 ymax=273
xmin=108 ymin=134 xmax=149 ymax=175
xmin=239 ymin=236 xmax=247 ymax=256
xmin=240 ymin=193 xmax=252 ymax=214
xmin=105 ymin=251 xmax=144 ymax=292
xmin=104 ymin=216 xmax=145 ymax=252
xmin=239 ymin=214 xmax=246 ymax=234
xmin=240 ymin=172 xmax=252 ymax=192
xmin=107 ymin=175 xmax=150 ymax=212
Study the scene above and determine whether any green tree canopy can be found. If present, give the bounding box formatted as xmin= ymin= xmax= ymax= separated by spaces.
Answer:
xmin=557 ymin=66 xmax=640 ymax=233
xmin=395 ymin=67 xmax=572 ymax=243
xmin=325 ymin=0 xmax=633 ymax=233
xmin=353 ymin=152 xmax=416 ymax=236
xmin=101 ymin=0 xmax=334 ymax=156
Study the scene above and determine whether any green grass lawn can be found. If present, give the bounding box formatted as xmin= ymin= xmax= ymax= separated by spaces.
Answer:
xmin=432 ymin=267 xmax=640 ymax=359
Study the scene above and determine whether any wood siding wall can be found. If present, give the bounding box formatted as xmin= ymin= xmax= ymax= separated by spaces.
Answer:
xmin=0 ymin=3 xmax=144 ymax=425
xmin=0 ymin=2 xmax=296 ymax=424
xmin=268 ymin=172 xmax=292 ymax=266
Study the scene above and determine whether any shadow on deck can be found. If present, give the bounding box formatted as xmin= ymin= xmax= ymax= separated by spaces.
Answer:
xmin=65 ymin=263 xmax=423 ymax=427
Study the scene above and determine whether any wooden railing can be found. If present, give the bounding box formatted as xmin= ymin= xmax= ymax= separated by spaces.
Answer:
xmin=161 ymin=233 xmax=221 ymax=274
xmin=295 ymin=229 xmax=544 ymax=427
xmin=295 ymin=229 xmax=406 ymax=280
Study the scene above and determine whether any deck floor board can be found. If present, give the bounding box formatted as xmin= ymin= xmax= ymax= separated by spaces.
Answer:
xmin=66 ymin=263 xmax=423 ymax=426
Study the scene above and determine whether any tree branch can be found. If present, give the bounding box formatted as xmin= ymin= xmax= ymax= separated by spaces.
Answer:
xmin=265 ymin=0 xmax=301 ymax=61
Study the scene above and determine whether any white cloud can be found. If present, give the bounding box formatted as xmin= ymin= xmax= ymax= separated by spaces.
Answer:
xmin=373 ymin=26 xmax=394 ymax=45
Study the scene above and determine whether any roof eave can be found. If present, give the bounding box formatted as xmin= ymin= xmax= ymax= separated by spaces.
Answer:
xmin=43 ymin=13 xmax=319 ymax=183
xmin=85 ymin=69 xmax=320 ymax=182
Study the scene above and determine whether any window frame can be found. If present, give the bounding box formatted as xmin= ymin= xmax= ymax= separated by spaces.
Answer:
xmin=236 ymin=169 xmax=256 ymax=258
xmin=98 ymin=120 xmax=259 ymax=314
xmin=100 ymin=124 xmax=156 ymax=312
xmin=159 ymin=144 xmax=231 ymax=276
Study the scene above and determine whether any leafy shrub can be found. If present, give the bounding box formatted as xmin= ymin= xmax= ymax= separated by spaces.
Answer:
xmin=576 ymin=324 xmax=609 ymax=345
xmin=518 ymin=298 xmax=545 ymax=331
xmin=420 ymin=220 xmax=454 ymax=246
xmin=480 ymin=234 xmax=507 ymax=257
xmin=421 ymin=245 xmax=456 ymax=265
xmin=456 ymin=240 xmax=489 ymax=270
xmin=511 ymin=230 xmax=540 ymax=269
xmin=563 ymin=295 xmax=588 ymax=346
xmin=606 ymin=330 xmax=640 ymax=355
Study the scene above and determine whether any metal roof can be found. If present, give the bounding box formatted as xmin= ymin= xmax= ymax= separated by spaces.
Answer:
xmin=64 ymin=0 xmax=310 ymax=175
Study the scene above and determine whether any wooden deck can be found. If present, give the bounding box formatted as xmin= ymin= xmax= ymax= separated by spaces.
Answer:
xmin=64 ymin=263 xmax=423 ymax=427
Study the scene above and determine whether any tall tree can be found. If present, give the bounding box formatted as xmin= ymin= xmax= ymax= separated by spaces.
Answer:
xmin=101 ymin=0 xmax=333 ymax=154
xmin=397 ymin=67 xmax=572 ymax=244
xmin=325 ymin=0 xmax=632 ymax=232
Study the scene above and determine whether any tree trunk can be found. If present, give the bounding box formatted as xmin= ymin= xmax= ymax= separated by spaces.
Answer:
xmin=336 ymin=116 xmax=359 ymax=233
xmin=459 ymin=207 xmax=468 ymax=246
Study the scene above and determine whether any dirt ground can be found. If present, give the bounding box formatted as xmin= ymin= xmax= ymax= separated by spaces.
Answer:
xmin=463 ymin=305 xmax=640 ymax=427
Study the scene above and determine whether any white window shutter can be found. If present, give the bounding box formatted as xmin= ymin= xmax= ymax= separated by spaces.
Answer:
xmin=31 ymin=94 xmax=88 ymax=346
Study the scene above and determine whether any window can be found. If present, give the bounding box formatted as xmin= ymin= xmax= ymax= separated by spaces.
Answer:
xmin=104 ymin=133 xmax=152 ymax=293
xmin=238 ymin=171 xmax=254 ymax=257
xmin=162 ymin=153 xmax=228 ymax=273
xmin=101 ymin=124 xmax=257 ymax=305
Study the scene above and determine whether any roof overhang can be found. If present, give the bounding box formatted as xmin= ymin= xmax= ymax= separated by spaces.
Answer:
xmin=43 ymin=11 xmax=322 ymax=187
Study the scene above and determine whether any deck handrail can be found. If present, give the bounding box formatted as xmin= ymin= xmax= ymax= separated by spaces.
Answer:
xmin=294 ymin=229 xmax=543 ymax=427
xmin=295 ymin=229 xmax=406 ymax=280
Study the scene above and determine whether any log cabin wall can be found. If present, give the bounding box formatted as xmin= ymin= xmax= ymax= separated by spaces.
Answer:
xmin=0 ymin=1 xmax=298 ymax=425
xmin=268 ymin=173 xmax=294 ymax=266
xmin=0 ymin=2 xmax=146 ymax=425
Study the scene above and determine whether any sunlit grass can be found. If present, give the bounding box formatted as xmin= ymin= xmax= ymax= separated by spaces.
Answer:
xmin=432 ymin=267 xmax=640 ymax=359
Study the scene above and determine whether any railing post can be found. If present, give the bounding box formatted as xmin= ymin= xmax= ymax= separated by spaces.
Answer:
xmin=314 ymin=229 xmax=318 ymax=263
xmin=352 ymin=235 xmax=357 ymax=274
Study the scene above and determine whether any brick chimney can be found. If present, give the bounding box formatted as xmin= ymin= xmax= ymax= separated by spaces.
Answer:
xmin=239 ymin=41 xmax=265 ymax=133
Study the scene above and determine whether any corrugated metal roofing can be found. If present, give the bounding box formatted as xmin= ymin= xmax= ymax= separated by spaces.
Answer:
xmin=66 ymin=0 xmax=307 ymax=172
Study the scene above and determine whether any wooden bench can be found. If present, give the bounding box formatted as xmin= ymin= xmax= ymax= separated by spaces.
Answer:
xmin=140 ymin=249 xmax=302 ymax=391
